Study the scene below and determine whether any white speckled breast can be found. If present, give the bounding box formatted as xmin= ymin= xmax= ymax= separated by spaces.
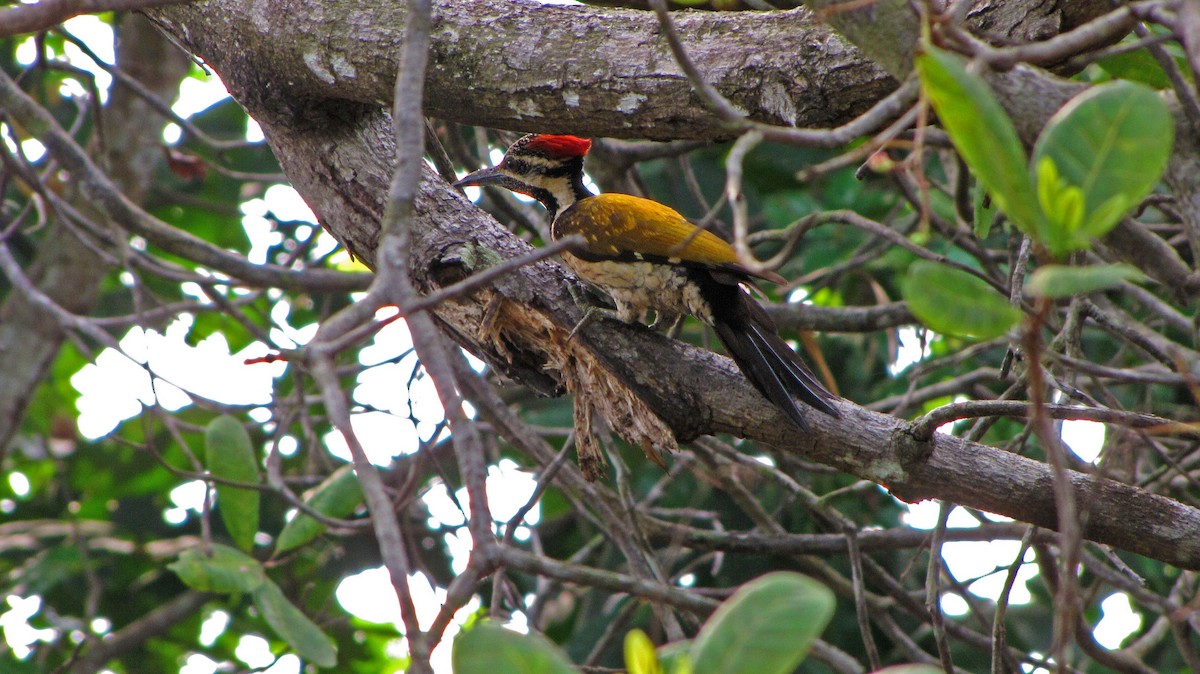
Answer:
xmin=564 ymin=252 xmax=712 ymax=326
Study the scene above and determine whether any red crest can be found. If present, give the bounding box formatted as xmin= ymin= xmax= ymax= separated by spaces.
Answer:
xmin=523 ymin=135 xmax=592 ymax=159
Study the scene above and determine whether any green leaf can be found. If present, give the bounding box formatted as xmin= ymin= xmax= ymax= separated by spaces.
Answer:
xmin=452 ymin=622 xmax=577 ymax=674
xmin=167 ymin=544 xmax=266 ymax=594
xmin=252 ymin=579 xmax=338 ymax=668
xmin=657 ymin=640 xmax=693 ymax=674
xmin=1031 ymin=80 xmax=1173 ymax=255
xmin=903 ymin=261 xmax=1021 ymax=341
xmin=916 ymin=46 xmax=1042 ymax=237
xmin=872 ymin=666 xmax=944 ymax=674
xmin=1096 ymin=49 xmax=1172 ymax=89
xmin=275 ymin=464 xmax=364 ymax=555
xmin=691 ymin=572 xmax=835 ymax=674
xmin=205 ymin=415 xmax=261 ymax=552
xmin=973 ymin=183 xmax=997 ymax=239
xmin=1026 ymin=263 xmax=1144 ymax=299
xmin=625 ymin=630 xmax=663 ymax=674
xmin=1035 ymin=157 xmax=1085 ymax=237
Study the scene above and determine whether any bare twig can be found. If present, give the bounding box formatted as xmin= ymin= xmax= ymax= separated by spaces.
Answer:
xmin=0 ymin=0 xmax=192 ymax=38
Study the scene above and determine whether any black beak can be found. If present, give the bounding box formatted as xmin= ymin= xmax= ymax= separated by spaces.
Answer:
xmin=454 ymin=165 xmax=509 ymax=189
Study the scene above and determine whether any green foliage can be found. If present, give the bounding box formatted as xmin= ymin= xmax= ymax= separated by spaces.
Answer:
xmin=3 ymin=13 xmax=1191 ymax=674
xmin=169 ymin=543 xmax=338 ymax=667
xmin=973 ymin=181 xmax=998 ymax=239
xmin=454 ymin=573 xmax=834 ymax=674
xmin=274 ymin=463 xmax=364 ymax=554
xmin=168 ymin=544 xmax=267 ymax=594
xmin=452 ymin=622 xmax=579 ymax=674
xmin=918 ymin=45 xmax=1172 ymax=258
xmin=1030 ymin=81 xmax=1173 ymax=254
xmin=902 ymin=261 xmax=1021 ymax=340
xmin=691 ymin=572 xmax=834 ymax=674
xmin=1095 ymin=49 xmax=1172 ymax=89
xmin=1026 ymin=263 xmax=1144 ymax=299
xmin=625 ymin=629 xmax=666 ymax=674
xmin=205 ymin=415 xmax=261 ymax=552
xmin=916 ymin=47 xmax=1042 ymax=238
xmin=252 ymin=578 xmax=339 ymax=667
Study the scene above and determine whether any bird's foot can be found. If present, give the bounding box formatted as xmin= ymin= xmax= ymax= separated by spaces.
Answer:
xmin=568 ymin=305 xmax=623 ymax=340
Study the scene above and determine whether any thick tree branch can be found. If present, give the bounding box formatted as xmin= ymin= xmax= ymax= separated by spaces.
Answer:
xmin=137 ymin=0 xmax=1200 ymax=570
xmin=225 ymin=99 xmax=1200 ymax=569
xmin=150 ymin=0 xmax=895 ymax=140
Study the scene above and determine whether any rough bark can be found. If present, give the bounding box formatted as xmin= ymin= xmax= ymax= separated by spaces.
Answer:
xmin=150 ymin=0 xmax=897 ymax=140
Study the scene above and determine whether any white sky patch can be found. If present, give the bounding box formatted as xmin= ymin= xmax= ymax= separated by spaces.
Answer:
xmin=940 ymin=592 xmax=969 ymax=617
xmin=268 ymin=298 xmax=320 ymax=348
xmin=234 ymin=634 xmax=299 ymax=673
xmin=179 ymin=653 xmax=220 ymax=674
xmin=336 ymin=569 xmax=480 ymax=672
xmin=164 ymin=479 xmax=208 ymax=525
xmin=238 ymin=186 xmax=318 ymax=265
xmin=21 ymin=138 xmax=46 ymax=162
xmin=14 ymin=18 xmax=115 ymax=102
xmin=890 ymin=325 xmax=933 ymax=375
xmin=55 ymin=16 xmax=115 ymax=101
xmin=322 ymin=411 xmax=419 ymax=466
xmin=423 ymin=460 xmax=540 ymax=531
xmin=1 ymin=595 xmax=58 ymax=659
xmin=8 ymin=472 xmax=30 ymax=498
xmin=199 ymin=610 xmax=230 ymax=646
xmin=1061 ymin=419 xmax=1106 ymax=464
xmin=354 ymin=327 xmax=445 ymax=429
xmin=14 ymin=36 xmax=39 ymax=65
xmin=359 ymin=314 xmax=416 ymax=365
xmin=72 ymin=317 xmax=286 ymax=439
xmin=422 ymin=460 xmax=541 ymax=574
xmin=164 ymin=74 xmax=232 ymax=144
xmin=263 ymin=184 xmax=318 ymax=222
xmin=1094 ymin=593 xmax=1141 ymax=649
xmin=246 ymin=116 xmax=265 ymax=142
xmin=1 ymin=123 xmax=46 ymax=163
xmin=905 ymin=503 xmax=1036 ymax=607
xmin=174 ymin=74 xmax=231 ymax=118
xmin=786 ymin=287 xmax=810 ymax=304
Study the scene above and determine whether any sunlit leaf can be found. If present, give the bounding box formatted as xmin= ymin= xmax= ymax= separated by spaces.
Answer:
xmin=168 ymin=544 xmax=266 ymax=594
xmin=1036 ymin=156 xmax=1085 ymax=237
xmin=973 ymin=183 xmax=997 ymax=239
xmin=658 ymin=642 xmax=694 ymax=674
xmin=1096 ymin=49 xmax=1172 ymax=89
xmin=252 ymin=579 xmax=338 ymax=667
xmin=452 ymin=622 xmax=577 ymax=674
xmin=691 ymin=573 xmax=835 ymax=674
xmin=916 ymin=46 xmax=1042 ymax=237
xmin=1026 ymin=263 xmax=1144 ymax=299
xmin=274 ymin=464 xmax=363 ymax=554
xmin=903 ymin=261 xmax=1021 ymax=341
xmin=625 ymin=629 xmax=663 ymax=674
xmin=205 ymin=415 xmax=261 ymax=552
xmin=1031 ymin=80 xmax=1173 ymax=255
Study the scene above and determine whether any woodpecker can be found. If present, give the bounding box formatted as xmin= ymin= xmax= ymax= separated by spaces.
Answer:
xmin=454 ymin=134 xmax=839 ymax=430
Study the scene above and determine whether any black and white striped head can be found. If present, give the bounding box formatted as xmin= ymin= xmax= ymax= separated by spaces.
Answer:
xmin=454 ymin=134 xmax=594 ymax=217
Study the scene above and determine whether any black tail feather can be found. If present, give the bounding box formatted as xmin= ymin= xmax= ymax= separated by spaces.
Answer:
xmin=704 ymin=277 xmax=840 ymax=429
